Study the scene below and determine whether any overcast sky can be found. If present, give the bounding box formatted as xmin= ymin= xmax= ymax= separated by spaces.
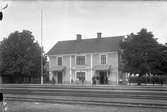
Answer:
xmin=0 ymin=1 xmax=167 ymax=52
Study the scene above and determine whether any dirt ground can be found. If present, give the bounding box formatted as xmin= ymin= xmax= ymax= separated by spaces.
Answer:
xmin=3 ymin=101 xmax=167 ymax=112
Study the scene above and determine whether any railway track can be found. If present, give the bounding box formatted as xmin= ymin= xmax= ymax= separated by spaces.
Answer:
xmin=1 ymin=84 xmax=167 ymax=109
xmin=5 ymin=95 xmax=167 ymax=109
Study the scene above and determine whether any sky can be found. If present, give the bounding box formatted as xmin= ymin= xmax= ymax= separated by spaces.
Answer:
xmin=0 ymin=1 xmax=167 ymax=52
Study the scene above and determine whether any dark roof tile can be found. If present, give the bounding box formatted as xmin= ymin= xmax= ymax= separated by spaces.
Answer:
xmin=47 ymin=36 xmax=123 ymax=55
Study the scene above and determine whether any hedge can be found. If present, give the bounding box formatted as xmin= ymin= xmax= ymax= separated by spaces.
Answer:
xmin=128 ymin=75 xmax=167 ymax=85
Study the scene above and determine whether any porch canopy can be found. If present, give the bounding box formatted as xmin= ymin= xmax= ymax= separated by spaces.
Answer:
xmin=49 ymin=66 xmax=66 ymax=72
xmin=93 ymin=65 xmax=111 ymax=71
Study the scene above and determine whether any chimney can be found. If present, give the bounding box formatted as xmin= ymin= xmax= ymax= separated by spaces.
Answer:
xmin=76 ymin=34 xmax=82 ymax=40
xmin=97 ymin=32 xmax=102 ymax=38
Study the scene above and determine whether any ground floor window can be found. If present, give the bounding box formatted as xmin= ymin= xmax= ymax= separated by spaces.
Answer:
xmin=76 ymin=72 xmax=85 ymax=81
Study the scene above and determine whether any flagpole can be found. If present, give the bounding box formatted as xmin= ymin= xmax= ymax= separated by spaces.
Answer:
xmin=41 ymin=8 xmax=44 ymax=84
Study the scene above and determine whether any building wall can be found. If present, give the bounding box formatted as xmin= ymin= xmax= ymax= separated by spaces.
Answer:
xmin=108 ymin=52 xmax=119 ymax=84
xmin=86 ymin=54 xmax=91 ymax=66
xmin=49 ymin=56 xmax=57 ymax=69
xmin=92 ymin=53 xmax=99 ymax=66
xmin=63 ymin=55 xmax=70 ymax=84
xmin=48 ymin=51 xmax=119 ymax=85
xmin=71 ymin=54 xmax=91 ymax=84
xmin=91 ymin=52 xmax=119 ymax=84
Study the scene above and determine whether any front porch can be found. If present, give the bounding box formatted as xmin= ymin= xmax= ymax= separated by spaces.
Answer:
xmin=49 ymin=66 xmax=66 ymax=84
xmin=92 ymin=65 xmax=111 ymax=85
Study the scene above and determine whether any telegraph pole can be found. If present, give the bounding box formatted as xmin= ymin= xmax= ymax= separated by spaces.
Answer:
xmin=41 ymin=9 xmax=44 ymax=84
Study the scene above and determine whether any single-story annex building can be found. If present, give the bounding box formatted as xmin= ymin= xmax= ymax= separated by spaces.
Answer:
xmin=47 ymin=33 xmax=126 ymax=85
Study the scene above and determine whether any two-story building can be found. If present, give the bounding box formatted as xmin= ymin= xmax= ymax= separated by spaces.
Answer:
xmin=47 ymin=33 xmax=124 ymax=85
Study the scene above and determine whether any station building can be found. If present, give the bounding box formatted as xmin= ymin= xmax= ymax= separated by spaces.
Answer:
xmin=47 ymin=33 xmax=125 ymax=85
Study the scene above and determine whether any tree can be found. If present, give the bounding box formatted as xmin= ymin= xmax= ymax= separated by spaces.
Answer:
xmin=0 ymin=30 xmax=43 ymax=83
xmin=158 ymin=45 xmax=167 ymax=75
xmin=121 ymin=28 xmax=165 ymax=77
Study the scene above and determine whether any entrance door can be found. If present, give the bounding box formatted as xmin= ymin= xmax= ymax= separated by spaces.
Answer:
xmin=99 ymin=71 xmax=107 ymax=84
xmin=57 ymin=72 xmax=62 ymax=84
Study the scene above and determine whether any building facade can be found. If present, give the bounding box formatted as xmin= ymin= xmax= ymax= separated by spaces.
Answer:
xmin=47 ymin=33 xmax=124 ymax=85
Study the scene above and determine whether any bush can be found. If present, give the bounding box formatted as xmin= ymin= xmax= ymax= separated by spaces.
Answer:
xmin=128 ymin=75 xmax=167 ymax=85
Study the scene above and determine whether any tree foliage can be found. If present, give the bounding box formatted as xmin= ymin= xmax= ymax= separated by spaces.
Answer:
xmin=121 ymin=28 xmax=167 ymax=76
xmin=0 ymin=30 xmax=43 ymax=83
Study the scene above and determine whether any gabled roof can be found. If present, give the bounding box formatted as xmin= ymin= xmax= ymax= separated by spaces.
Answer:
xmin=47 ymin=36 xmax=123 ymax=55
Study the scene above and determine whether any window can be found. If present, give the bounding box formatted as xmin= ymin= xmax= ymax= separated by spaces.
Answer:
xmin=76 ymin=72 xmax=85 ymax=81
xmin=76 ymin=56 xmax=85 ymax=65
xmin=101 ymin=55 xmax=106 ymax=64
xmin=58 ymin=57 xmax=62 ymax=66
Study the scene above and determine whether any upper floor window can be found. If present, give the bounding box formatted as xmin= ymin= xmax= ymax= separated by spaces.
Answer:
xmin=76 ymin=56 xmax=85 ymax=65
xmin=58 ymin=57 xmax=62 ymax=66
xmin=101 ymin=55 xmax=106 ymax=64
